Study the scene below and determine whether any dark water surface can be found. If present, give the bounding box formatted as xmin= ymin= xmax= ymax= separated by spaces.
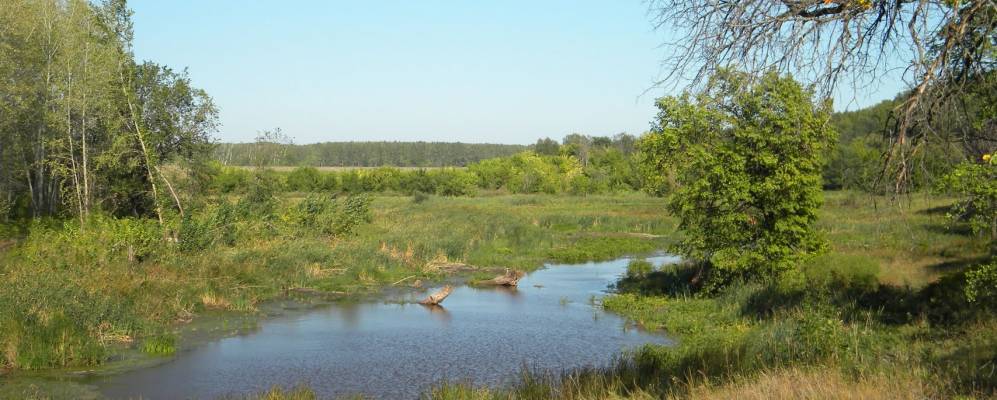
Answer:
xmin=94 ymin=256 xmax=677 ymax=399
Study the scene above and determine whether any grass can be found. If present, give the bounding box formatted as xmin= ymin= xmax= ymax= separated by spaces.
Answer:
xmin=0 ymin=193 xmax=671 ymax=372
xmin=409 ymin=190 xmax=995 ymax=399
xmin=2 ymin=190 xmax=994 ymax=399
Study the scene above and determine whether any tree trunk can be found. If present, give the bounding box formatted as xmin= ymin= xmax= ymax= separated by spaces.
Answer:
xmin=66 ymin=68 xmax=85 ymax=224
xmin=119 ymin=67 xmax=164 ymax=227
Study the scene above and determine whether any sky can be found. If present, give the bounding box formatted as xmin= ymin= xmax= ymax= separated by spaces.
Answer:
xmin=131 ymin=1 xmax=904 ymax=145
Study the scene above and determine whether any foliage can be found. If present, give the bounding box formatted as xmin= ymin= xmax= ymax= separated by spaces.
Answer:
xmin=643 ymin=70 xmax=835 ymax=287
xmin=0 ymin=0 xmax=217 ymax=220
xmin=965 ymin=262 xmax=997 ymax=306
xmin=215 ymin=141 xmax=528 ymax=167
xmin=937 ymin=153 xmax=997 ymax=240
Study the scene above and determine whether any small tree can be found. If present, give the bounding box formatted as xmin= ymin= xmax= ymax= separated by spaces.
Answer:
xmin=641 ymin=70 xmax=835 ymax=288
xmin=938 ymin=152 xmax=997 ymax=240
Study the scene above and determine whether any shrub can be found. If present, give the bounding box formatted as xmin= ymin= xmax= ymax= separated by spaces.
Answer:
xmin=965 ymin=261 xmax=997 ymax=306
xmin=626 ymin=259 xmax=654 ymax=278
xmin=412 ymin=191 xmax=430 ymax=204
xmin=285 ymin=166 xmax=323 ymax=192
xmin=212 ymin=167 xmax=250 ymax=193
xmin=238 ymin=169 xmax=282 ymax=217
xmin=640 ymin=70 xmax=835 ymax=289
xmin=432 ymin=168 xmax=478 ymax=196
xmin=937 ymin=154 xmax=997 ymax=240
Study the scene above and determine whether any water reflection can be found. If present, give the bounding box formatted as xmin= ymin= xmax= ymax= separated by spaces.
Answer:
xmin=93 ymin=255 xmax=676 ymax=400
xmin=419 ymin=303 xmax=452 ymax=323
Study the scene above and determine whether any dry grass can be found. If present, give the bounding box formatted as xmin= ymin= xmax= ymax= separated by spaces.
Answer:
xmin=199 ymin=292 xmax=232 ymax=310
xmin=680 ymin=367 xmax=936 ymax=400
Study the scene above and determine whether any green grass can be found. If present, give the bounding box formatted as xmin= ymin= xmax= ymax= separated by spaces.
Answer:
xmin=411 ymin=191 xmax=996 ymax=399
xmin=3 ymin=190 xmax=993 ymax=399
xmin=0 ymin=193 xmax=671 ymax=372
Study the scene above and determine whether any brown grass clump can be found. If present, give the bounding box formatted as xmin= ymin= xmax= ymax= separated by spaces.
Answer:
xmin=200 ymin=292 xmax=231 ymax=310
xmin=680 ymin=367 xmax=934 ymax=400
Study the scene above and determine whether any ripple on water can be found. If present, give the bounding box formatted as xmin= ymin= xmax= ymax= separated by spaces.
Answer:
xmin=93 ymin=255 xmax=678 ymax=400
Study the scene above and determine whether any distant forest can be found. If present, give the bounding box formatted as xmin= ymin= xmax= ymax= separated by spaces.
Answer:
xmin=214 ymin=141 xmax=530 ymax=167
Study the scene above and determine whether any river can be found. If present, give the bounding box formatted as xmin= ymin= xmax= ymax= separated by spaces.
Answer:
xmin=91 ymin=255 xmax=677 ymax=399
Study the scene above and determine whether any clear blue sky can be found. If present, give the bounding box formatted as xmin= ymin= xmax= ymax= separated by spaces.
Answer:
xmin=131 ymin=1 xmax=902 ymax=145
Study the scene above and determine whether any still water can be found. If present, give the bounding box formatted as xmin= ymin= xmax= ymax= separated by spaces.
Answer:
xmin=94 ymin=255 xmax=677 ymax=399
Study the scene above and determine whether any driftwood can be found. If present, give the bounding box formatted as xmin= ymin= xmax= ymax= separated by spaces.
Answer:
xmin=418 ymin=285 xmax=453 ymax=305
xmin=479 ymin=269 xmax=525 ymax=287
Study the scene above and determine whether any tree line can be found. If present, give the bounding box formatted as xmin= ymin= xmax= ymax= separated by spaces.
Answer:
xmin=214 ymin=141 xmax=528 ymax=167
xmin=210 ymin=133 xmax=643 ymax=196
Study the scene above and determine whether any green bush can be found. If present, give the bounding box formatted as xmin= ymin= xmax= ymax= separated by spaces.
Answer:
xmin=640 ymin=70 xmax=834 ymax=288
xmin=626 ymin=259 xmax=654 ymax=278
xmin=432 ymin=168 xmax=478 ymax=196
xmin=212 ymin=167 xmax=250 ymax=193
xmin=937 ymin=155 xmax=997 ymax=240
xmin=285 ymin=166 xmax=323 ymax=192
xmin=965 ymin=261 xmax=997 ymax=306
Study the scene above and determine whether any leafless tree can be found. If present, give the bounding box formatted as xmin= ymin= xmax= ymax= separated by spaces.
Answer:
xmin=651 ymin=0 xmax=997 ymax=192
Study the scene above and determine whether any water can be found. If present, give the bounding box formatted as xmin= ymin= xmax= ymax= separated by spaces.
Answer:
xmin=93 ymin=255 xmax=678 ymax=399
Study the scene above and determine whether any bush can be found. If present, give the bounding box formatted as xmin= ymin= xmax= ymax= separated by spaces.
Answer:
xmin=290 ymin=193 xmax=372 ymax=237
xmin=432 ymin=168 xmax=477 ymax=196
xmin=212 ymin=167 xmax=250 ymax=193
xmin=965 ymin=261 xmax=997 ymax=306
xmin=626 ymin=259 xmax=654 ymax=278
xmin=640 ymin=70 xmax=834 ymax=288
xmin=238 ymin=169 xmax=282 ymax=217
xmin=285 ymin=167 xmax=323 ymax=192
xmin=937 ymin=155 xmax=997 ymax=240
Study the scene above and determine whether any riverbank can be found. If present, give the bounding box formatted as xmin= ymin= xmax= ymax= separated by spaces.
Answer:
xmin=416 ymin=191 xmax=996 ymax=399
xmin=0 ymin=194 xmax=672 ymax=398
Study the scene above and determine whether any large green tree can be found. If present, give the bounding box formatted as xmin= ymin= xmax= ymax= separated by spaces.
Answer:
xmin=641 ymin=70 xmax=836 ymax=288
xmin=0 ymin=0 xmax=217 ymax=221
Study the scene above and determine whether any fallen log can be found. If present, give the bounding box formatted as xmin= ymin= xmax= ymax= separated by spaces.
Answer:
xmin=418 ymin=285 xmax=453 ymax=305
xmin=479 ymin=269 xmax=525 ymax=287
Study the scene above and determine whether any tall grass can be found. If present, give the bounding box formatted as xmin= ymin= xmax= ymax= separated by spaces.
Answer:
xmin=0 ymin=194 xmax=670 ymax=370
xmin=413 ymin=191 xmax=996 ymax=399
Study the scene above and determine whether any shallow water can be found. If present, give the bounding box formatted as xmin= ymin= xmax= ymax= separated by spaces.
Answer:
xmin=93 ymin=255 xmax=678 ymax=399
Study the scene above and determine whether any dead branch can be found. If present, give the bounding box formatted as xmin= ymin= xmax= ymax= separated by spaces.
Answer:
xmin=418 ymin=285 xmax=453 ymax=305
xmin=477 ymin=269 xmax=526 ymax=287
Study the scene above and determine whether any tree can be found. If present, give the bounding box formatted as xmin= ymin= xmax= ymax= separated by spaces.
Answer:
xmin=937 ymin=152 xmax=997 ymax=240
xmin=641 ymin=70 xmax=835 ymax=288
xmin=534 ymin=137 xmax=560 ymax=156
xmin=650 ymin=0 xmax=996 ymax=190
xmin=0 ymin=0 xmax=217 ymax=221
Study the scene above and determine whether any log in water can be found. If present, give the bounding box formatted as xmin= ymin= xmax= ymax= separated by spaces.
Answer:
xmin=92 ymin=255 xmax=679 ymax=399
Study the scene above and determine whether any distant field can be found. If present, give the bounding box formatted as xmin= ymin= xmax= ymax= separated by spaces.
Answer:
xmin=227 ymin=165 xmax=466 ymax=172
